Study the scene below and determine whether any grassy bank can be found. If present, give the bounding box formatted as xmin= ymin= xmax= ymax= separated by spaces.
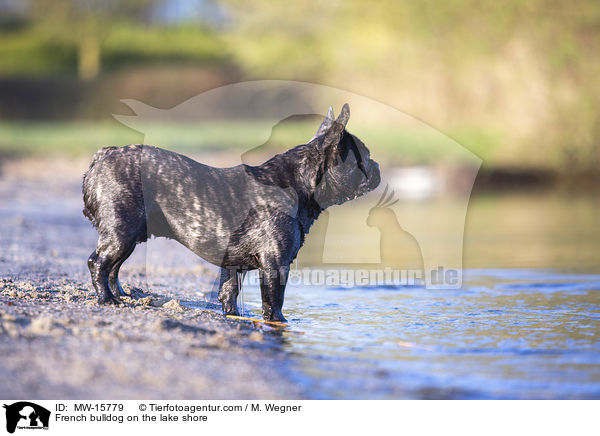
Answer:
xmin=0 ymin=120 xmax=595 ymax=176
xmin=0 ymin=119 xmax=522 ymax=165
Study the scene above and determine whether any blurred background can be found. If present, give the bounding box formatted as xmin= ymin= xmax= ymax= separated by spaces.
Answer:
xmin=0 ymin=0 xmax=599 ymax=177
xmin=0 ymin=0 xmax=599 ymax=270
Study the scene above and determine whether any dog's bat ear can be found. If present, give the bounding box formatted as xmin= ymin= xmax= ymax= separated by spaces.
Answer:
xmin=320 ymin=103 xmax=350 ymax=151
xmin=336 ymin=103 xmax=350 ymax=128
xmin=313 ymin=106 xmax=336 ymax=139
xmin=325 ymin=105 xmax=335 ymax=120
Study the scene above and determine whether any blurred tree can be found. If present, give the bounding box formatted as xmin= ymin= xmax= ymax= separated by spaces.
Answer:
xmin=28 ymin=0 xmax=158 ymax=80
xmin=220 ymin=0 xmax=600 ymax=172
xmin=0 ymin=0 xmax=228 ymax=79
xmin=0 ymin=0 xmax=598 ymax=171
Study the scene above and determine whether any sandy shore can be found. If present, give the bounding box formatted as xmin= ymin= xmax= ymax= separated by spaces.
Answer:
xmin=0 ymin=157 xmax=303 ymax=399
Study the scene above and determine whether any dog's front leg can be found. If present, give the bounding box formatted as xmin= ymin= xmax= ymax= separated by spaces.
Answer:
xmin=218 ymin=268 xmax=240 ymax=316
xmin=259 ymin=266 xmax=289 ymax=322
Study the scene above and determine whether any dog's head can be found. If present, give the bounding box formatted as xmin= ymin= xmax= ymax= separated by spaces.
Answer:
xmin=311 ymin=104 xmax=380 ymax=208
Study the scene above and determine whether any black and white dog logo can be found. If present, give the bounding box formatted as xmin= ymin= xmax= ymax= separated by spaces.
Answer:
xmin=3 ymin=402 xmax=50 ymax=434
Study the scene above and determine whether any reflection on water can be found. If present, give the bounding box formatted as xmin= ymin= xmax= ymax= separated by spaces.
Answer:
xmin=233 ymin=192 xmax=600 ymax=399
xmin=143 ymin=191 xmax=600 ymax=398
xmin=239 ymin=269 xmax=600 ymax=399
xmin=298 ymin=192 xmax=600 ymax=271
xmin=463 ymin=193 xmax=600 ymax=270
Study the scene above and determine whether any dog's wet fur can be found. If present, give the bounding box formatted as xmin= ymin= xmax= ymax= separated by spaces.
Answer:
xmin=82 ymin=104 xmax=380 ymax=321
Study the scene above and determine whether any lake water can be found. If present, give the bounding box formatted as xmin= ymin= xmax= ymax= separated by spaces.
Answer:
xmin=218 ymin=192 xmax=600 ymax=399
xmin=235 ymin=269 xmax=600 ymax=399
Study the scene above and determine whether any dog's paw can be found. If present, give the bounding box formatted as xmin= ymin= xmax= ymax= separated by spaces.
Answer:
xmin=97 ymin=295 xmax=121 ymax=305
xmin=223 ymin=306 xmax=240 ymax=317
xmin=263 ymin=308 xmax=287 ymax=323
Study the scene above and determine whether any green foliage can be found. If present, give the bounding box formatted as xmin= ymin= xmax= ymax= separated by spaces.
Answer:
xmin=0 ymin=0 xmax=599 ymax=172
xmin=0 ymin=25 xmax=77 ymax=76
xmin=0 ymin=15 xmax=227 ymax=77
xmin=219 ymin=0 xmax=600 ymax=172
xmin=102 ymin=23 xmax=229 ymax=67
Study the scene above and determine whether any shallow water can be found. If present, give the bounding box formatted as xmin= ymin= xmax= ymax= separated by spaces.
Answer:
xmin=168 ymin=191 xmax=600 ymax=399
xmin=219 ymin=191 xmax=600 ymax=399
xmin=236 ymin=269 xmax=600 ymax=399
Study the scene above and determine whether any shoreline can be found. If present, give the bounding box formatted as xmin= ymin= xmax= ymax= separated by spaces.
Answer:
xmin=0 ymin=276 xmax=302 ymax=399
xmin=0 ymin=160 xmax=303 ymax=399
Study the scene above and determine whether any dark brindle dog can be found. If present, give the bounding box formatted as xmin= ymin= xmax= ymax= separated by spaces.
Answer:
xmin=82 ymin=104 xmax=380 ymax=321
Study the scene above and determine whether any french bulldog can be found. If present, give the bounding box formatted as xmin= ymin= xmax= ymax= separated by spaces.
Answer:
xmin=82 ymin=104 xmax=380 ymax=321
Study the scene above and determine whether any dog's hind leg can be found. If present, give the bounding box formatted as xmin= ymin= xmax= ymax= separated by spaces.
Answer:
xmin=218 ymin=268 xmax=240 ymax=316
xmin=89 ymin=235 xmax=138 ymax=304
xmin=108 ymin=243 xmax=136 ymax=298
xmin=88 ymin=247 xmax=116 ymax=305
